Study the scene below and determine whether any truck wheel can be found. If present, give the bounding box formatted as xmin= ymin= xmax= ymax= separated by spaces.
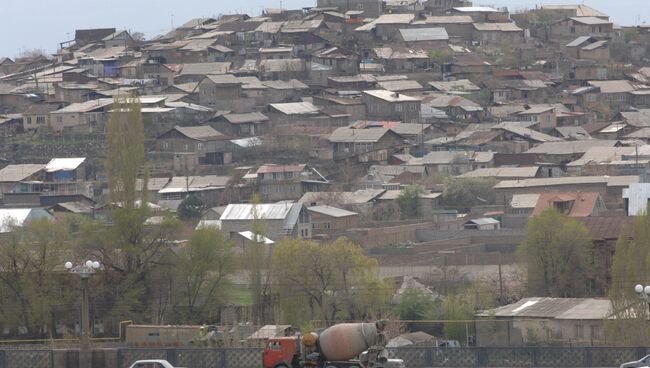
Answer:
xmin=276 ymin=364 xmax=289 ymax=368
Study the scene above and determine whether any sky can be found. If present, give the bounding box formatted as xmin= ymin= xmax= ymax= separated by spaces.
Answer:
xmin=1 ymin=0 xmax=648 ymax=58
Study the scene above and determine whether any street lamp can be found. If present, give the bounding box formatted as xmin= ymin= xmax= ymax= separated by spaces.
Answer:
xmin=65 ymin=260 xmax=101 ymax=350
xmin=634 ymin=284 xmax=650 ymax=311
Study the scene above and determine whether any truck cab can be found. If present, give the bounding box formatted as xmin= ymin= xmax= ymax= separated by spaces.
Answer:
xmin=263 ymin=336 xmax=300 ymax=368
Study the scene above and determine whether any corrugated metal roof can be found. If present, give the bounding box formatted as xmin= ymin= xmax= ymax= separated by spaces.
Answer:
xmin=173 ymin=125 xmax=226 ymax=141
xmin=0 ymin=164 xmax=45 ymax=182
xmin=399 ymin=28 xmax=448 ymax=42
xmin=364 ymin=89 xmax=419 ymax=102
xmin=453 ymin=6 xmax=498 ymax=12
xmin=45 ymin=158 xmax=86 ymax=172
xmin=308 ymin=205 xmax=358 ymax=218
xmin=459 ymin=166 xmax=540 ymax=179
xmin=473 ymin=23 xmax=522 ymax=32
xmin=329 ymin=127 xmax=393 ymax=143
xmin=485 ymin=297 xmax=612 ymax=320
xmin=510 ymin=194 xmax=540 ymax=209
xmin=238 ymin=231 xmax=274 ymax=244
xmin=569 ymin=16 xmax=611 ymax=25
xmin=566 ymin=36 xmax=592 ymax=47
xmin=269 ymin=101 xmax=320 ymax=115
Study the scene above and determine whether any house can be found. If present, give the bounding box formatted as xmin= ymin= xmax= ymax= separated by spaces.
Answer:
xmin=531 ymin=191 xmax=606 ymax=217
xmin=102 ymin=30 xmax=136 ymax=48
xmin=22 ymin=104 xmax=58 ymax=131
xmin=493 ymin=175 xmax=639 ymax=207
xmin=516 ymin=105 xmax=557 ymax=132
xmin=459 ymin=166 xmax=542 ymax=181
xmin=550 ymin=17 xmax=613 ymax=41
xmin=565 ymin=146 xmax=644 ymax=176
xmin=197 ymin=74 xmax=242 ymax=110
xmin=177 ymin=62 xmax=231 ymax=83
xmin=308 ymin=205 xmax=360 ymax=238
xmin=623 ymin=183 xmax=650 ymax=216
xmin=74 ymin=28 xmax=117 ymax=46
xmin=476 ymin=297 xmax=613 ymax=347
xmin=463 ymin=217 xmax=500 ymax=230
xmin=0 ymin=58 xmax=19 ymax=76
xmin=371 ymin=47 xmax=430 ymax=72
xmin=422 ymin=94 xmax=484 ymax=123
xmin=565 ymin=36 xmax=610 ymax=60
xmin=256 ymin=164 xmax=328 ymax=202
xmin=363 ymin=90 xmax=421 ymax=123
xmin=156 ymin=125 xmax=232 ymax=167
xmin=211 ymin=112 xmax=270 ymax=137
xmin=539 ymin=5 xmax=609 ymax=21
xmin=413 ymin=151 xmax=471 ymax=175
xmin=423 ymin=15 xmax=475 ymax=41
xmin=258 ymin=59 xmax=307 ymax=80
xmin=428 ymin=79 xmax=480 ymax=95
xmin=580 ymin=80 xmax=649 ymax=111
xmin=158 ymin=175 xmax=231 ymax=210
xmin=219 ymin=203 xmax=312 ymax=240
xmin=49 ymin=98 xmax=113 ymax=133
xmin=3 ymin=158 xmax=93 ymax=207
xmin=376 ymin=80 xmax=424 ymax=93
xmin=397 ymin=28 xmax=449 ymax=48
xmin=450 ymin=6 xmax=510 ymax=22
xmin=299 ymin=189 xmax=386 ymax=212
xmin=0 ymin=164 xmax=46 ymax=194
xmin=472 ymin=23 xmax=525 ymax=45
xmin=311 ymin=47 xmax=360 ymax=74
xmin=328 ymin=127 xmax=405 ymax=161
xmin=524 ymin=140 xmax=619 ymax=164
xmin=316 ymin=0 xmax=383 ymax=18
xmin=259 ymin=47 xmax=294 ymax=60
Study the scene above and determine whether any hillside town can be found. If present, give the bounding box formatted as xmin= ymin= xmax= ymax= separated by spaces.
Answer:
xmin=2 ymin=1 xmax=650 ymax=367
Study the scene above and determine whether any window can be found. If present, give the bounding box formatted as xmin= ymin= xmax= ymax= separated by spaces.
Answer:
xmin=197 ymin=143 xmax=203 ymax=150
xmin=395 ymin=104 xmax=403 ymax=112
xmin=56 ymin=116 xmax=63 ymax=123
xmin=575 ymin=325 xmax=584 ymax=339
xmin=275 ymin=186 xmax=282 ymax=193
xmin=184 ymin=144 xmax=189 ymax=151
xmin=262 ymin=186 xmax=268 ymax=193
xmin=590 ymin=326 xmax=601 ymax=340
xmin=570 ymin=27 xmax=576 ymax=34
xmin=163 ymin=142 xmax=169 ymax=149
xmin=36 ymin=116 xmax=45 ymax=124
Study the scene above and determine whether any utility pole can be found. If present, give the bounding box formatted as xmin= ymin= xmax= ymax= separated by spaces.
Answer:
xmin=498 ymin=261 xmax=504 ymax=304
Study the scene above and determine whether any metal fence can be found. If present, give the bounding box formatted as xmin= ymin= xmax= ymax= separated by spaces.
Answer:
xmin=0 ymin=346 xmax=648 ymax=368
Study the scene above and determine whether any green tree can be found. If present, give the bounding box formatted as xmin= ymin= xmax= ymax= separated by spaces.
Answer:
xmin=106 ymin=95 xmax=145 ymax=207
xmin=246 ymin=193 xmax=273 ymax=325
xmin=272 ymin=237 xmax=388 ymax=325
xmin=428 ymin=50 xmax=454 ymax=77
xmin=0 ymin=218 xmax=73 ymax=337
xmin=80 ymin=95 xmax=183 ymax=326
xmin=518 ymin=209 xmax=593 ymax=297
xmin=606 ymin=214 xmax=650 ymax=345
xmin=442 ymin=177 xmax=497 ymax=209
xmin=441 ymin=284 xmax=492 ymax=344
xmin=394 ymin=289 xmax=439 ymax=333
xmin=177 ymin=195 xmax=207 ymax=222
xmin=397 ymin=185 xmax=423 ymax=219
xmin=174 ymin=227 xmax=235 ymax=323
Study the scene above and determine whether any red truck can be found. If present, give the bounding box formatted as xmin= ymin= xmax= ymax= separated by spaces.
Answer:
xmin=262 ymin=321 xmax=404 ymax=368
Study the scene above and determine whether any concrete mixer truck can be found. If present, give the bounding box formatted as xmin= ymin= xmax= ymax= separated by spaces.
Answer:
xmin=262 ymin=320 xmax=404 ymax=368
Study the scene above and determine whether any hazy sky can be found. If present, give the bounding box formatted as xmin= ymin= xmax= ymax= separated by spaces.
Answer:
xmin=2 ymin=0 xmax=648 ymax=58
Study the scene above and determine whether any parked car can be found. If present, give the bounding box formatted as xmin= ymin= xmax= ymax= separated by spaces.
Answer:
xmin=129 ymin=360 xmax=185 ymax=368
xmin=620 ymin=354 xmax=650 ymax=368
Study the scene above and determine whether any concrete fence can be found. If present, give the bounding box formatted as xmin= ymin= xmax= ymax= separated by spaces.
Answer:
xmin=0 ymin=346 xmax=646 ymax=368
